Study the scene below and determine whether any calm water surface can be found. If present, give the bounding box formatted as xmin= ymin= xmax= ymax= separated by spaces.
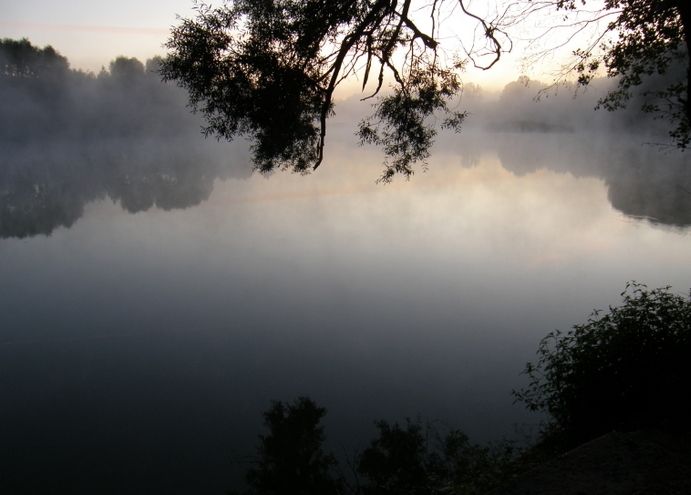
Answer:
xmin=1 ymin=130 xmax=690 ymax=493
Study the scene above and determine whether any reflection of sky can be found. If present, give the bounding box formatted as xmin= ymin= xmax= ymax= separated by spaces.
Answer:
xmin=1 ymin=136 xmax=690 ymax=493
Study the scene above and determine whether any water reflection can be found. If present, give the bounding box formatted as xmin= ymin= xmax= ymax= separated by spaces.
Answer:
xmin=0 ymin=137 xmax=251 ymax=238
xmin=2 ymin=132 xmax=689 ymax=239
xmin=459 ymin=132 xmax=691 ymax=229
xmin=2 ymin=131 xmax=690 ymax=495
xmin=441 ymin=132 xmax=691 ymax=229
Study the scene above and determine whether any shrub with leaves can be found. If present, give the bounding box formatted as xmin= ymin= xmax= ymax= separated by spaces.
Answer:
xmin=515 ymin=282 xmax=691 ymax=446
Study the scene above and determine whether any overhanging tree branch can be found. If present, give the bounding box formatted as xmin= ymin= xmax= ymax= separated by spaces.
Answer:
xmin=162 ymin=0 xmax=513 ymax=178
xmin=161 ymin=0 xmax=691 ymax=180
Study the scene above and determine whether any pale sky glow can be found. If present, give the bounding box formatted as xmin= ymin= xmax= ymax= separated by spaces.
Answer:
xmin=2 ymin=0 xmax=196 ymax=72
xmin=1 ymin=0 xmax=585 ymax=90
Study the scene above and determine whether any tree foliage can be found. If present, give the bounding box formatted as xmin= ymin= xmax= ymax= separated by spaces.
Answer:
xmin=572 ymin=0 xmax=690 ymax=147
xmin=163 ymin=1 xmax=691 ymax=171
xmin=0 ymin=37 xmax=69 ymax=79
xmin=514 ymin=283 xmax=691 ymax=447
xmin=357 ymin=420 xmax=514 ymax=495
xmin=510 ymin=0 xmax=691 ymax=148
xmin=162 ymin=0 xmax=507 ymax=180
xmin=234 ymin=401 xmax=515 ymax=495
xmin=239 ymin=397 xmax=342 ymax=495
xmin=357 ymin=421 xmax=430 ymax=495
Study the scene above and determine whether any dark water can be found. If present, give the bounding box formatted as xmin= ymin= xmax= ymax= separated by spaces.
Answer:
xmin=1 ymin=130 xmax=690 ymax=493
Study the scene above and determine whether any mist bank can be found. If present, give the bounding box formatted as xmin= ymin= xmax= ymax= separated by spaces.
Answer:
xmin=458 ymin=73 xmax=685 ymax=139
xmin=0 ymin=39 xmax=201 ymax=142
xmin=2 ymin=38 xmax=685 ymax=147
xmin=2 ymin=39 xmax=689 ymax=238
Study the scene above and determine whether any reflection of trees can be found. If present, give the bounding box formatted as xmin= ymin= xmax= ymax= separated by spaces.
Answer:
xmin=606 ymin=149 xmax=691 ymax=228
xmin=0 ymin=138 xmax=251 ymax=239
xmin=488 ymin=134 xmax=691 ymax=228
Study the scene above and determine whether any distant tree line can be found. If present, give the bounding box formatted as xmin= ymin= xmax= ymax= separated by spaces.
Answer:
xmin=1 ymin=38 xmax=684 ymax=153
xmin=458 ymin=73 xmax=687 ymax=139
xmin=0 ymin=38 xmax=200 ymax=143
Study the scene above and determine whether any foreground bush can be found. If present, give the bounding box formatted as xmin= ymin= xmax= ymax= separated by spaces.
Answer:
xmin=514 ymin=283 xmax=691 ymax=446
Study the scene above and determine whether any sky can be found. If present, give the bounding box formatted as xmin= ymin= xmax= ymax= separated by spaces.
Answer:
xmin=1 ymin=0 xmax=534 ymax=91
xmin=2 ymin=0 xmax=195 ymax=71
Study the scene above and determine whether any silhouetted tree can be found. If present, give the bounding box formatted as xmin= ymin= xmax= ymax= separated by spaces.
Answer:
xmin=515 ymin=282 xmax=691 ymax=448
xmin=238 ymin=398 xmax=342 ymax=495
xmin=108 ymin=56 xmax=145 ymax=83
xmin=577 ymin=1 xmax=690 ymax=147
xmin=357 ymin=421 xmax=430 ymax=495
xmin=161 ymin=0 xmax=509 ymax=180
xmin=357 ymin=420 xmax=514 ymax=495
xmin=145 ymin=56 xmax=164 ymax=74
xmin=227 ymin=402 xmax=515 ymax=495
xmin=162 ymin=1 xmax=690 ymax=180
xmin=0 ymin=37 xmax=69 ymax=79
xmin=509 ymin=0 xmax=690 ymax=148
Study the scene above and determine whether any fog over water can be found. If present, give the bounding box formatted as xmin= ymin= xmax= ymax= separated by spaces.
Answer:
xmin=2 ymin=43 xmax=691 ymax=494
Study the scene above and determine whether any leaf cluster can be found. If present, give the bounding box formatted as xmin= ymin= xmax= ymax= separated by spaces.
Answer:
xmin=162 ymin=1 xmax=332 ymax=173
xmin=358 ymin=64 xmax=467 ymax=182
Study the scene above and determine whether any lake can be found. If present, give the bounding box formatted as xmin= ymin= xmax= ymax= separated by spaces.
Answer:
xmin=1 ymin=129 xmax=690 ymax=493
